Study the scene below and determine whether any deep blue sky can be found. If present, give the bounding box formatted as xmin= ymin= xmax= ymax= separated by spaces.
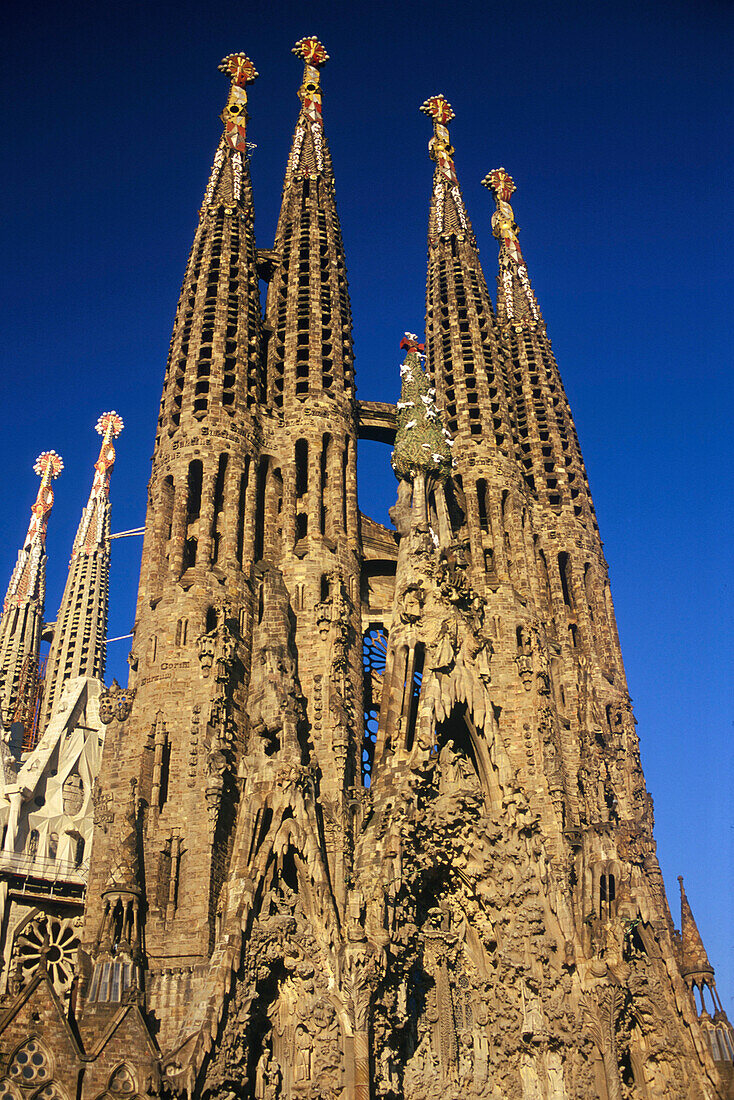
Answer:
xmin=2 ymin=0 xmax=732 ymax=1006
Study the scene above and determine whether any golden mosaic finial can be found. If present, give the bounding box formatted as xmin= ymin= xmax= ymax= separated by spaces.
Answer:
xmin=33 ymin=450 xmax=64 ymax=487
xmin=420 ymin=95 xmax=455 ymax=126
xmin=218 ymin=52 xmax=258 ymax=153
xmin=292 ymin=37 xmax=329 ymax=67
xmin=483 ymin=167 xmax=516 ymax=203
xmin=218 ymin=54 xmax=258 ymax=86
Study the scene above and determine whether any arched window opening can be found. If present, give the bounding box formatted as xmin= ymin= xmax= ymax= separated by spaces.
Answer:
xmin=47 ymin=833 xmax=58 ymax=861
xmin=211 ymin=453 xmax=228 ymax=565
xmin=296 ymin=513 xmax=308 ymax=541
xmin=175 ymin=619 xmax=188 ymax=647
xmin=320 ymin=434 xmax=331 ymax=536
xmin=186 ymin=460 xmax=203 ymax=522
xmin=182 ymin=537 xmax=197 ymax=570
xmin=476 ymin=478 xmax=489 ymax=532
xmin=584 ymin=562 xmax=595 ymax=620
xmin=205 ymin=607 xmax=217 ymax=633
xmin=558 ymin=551 xmax=573 ymax=608
xmin=404 ymin=642 xmax=425 ymax=753
xmin=362 ymin=626 xmax=388 ymax=786
xmin=148 ymin=634 xmax=158 ymax=664
xmin=320 ymin=575 xmax=330 ymax=603
xmin=342 ymin=439 xmax=350 ymax=532
xmin=295 ymin=439 xmax=309 ymax=498
xmin=254 ymin=458 xmax=268 ymax=562
xmin=27 ymin=830 xmax=39 ymax=860
xmin=236 ymin=459 xmax=249 ymax=567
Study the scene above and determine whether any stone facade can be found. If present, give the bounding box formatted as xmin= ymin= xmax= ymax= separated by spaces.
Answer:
xmin=0 ymin=37 xmax=731 ymax=1100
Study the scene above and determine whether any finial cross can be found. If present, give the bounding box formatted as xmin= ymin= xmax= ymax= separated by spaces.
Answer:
xmin=218 ymin=54 xmax=258 ymax=87
xmin=483 ymin=168 xmax=516 ymax=203
xmin=420 ymin=95 xmax=455 ymax=125
xmin=292 ymin=37 xmax=330 ymax=67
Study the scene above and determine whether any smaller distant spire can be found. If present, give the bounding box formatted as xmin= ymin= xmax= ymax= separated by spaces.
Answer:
xmin=420 ymin=96 xmax=474 ymax=245
xmin=74 ymin=412 xmax=124 ymax=557
xmin=392 ymin=333 xmax=452 ymax=483
xmin=39 ymin=415 xmax=123 ymax=731
xmin=483 ymin=168 xmax=542 ymax=329
xmin=678 ymin=876 xmax=715 ymax=979
xmin=4 ymin=451 xmax=63 ymax=612
xmin=0 ymin=451 xmax=62 ymax=729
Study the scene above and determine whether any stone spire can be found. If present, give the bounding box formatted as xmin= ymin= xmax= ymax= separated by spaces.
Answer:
xmin=80 ymin=51 xmax=265 ymax=999
xmin=264 ymin=36 xmax=355 ymax=409
xmin=421 ymin=96 xmax=516 ymax=479
xmin=260 ymin=37 xmax=363 ymax=906
xmin=0 ymin=451 xmax=63 ymax=728
xmin=155 ymin=52 xmax=262 ymax=445
xmin=678 ymin=876 xmax=715 ymax=980
xmin=39 ymin=413 xmax=123 ymax=731
xmin=483 ymin=168 xmax=543 ymax=330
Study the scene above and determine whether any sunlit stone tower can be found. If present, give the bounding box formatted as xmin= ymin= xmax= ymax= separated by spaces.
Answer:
xmin=39 ymin=413 xmax=123 ymax=731
xmin=0 ymin=451 xmax=63 ymax=734
xmin=0 ymin=43 xmax=730 ymax=1100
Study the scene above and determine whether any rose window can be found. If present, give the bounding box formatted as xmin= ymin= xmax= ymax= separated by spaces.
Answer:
xmin=0 ymin=1079 xmax=22 ymax=1100
xmin=8 ymin=1041 xmax=51 ymax=1085
xmin=14 ymin=916 xmax=80 ymax=994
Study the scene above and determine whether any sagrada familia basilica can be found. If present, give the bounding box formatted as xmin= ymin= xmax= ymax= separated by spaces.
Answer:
xmin=0 ymin=36 xmax=730 ymax=1100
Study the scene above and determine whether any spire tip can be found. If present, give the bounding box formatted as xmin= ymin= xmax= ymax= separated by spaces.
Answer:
xmin=96 ymin=412 xmax=124 ymax=439
xmin=218 ymin=54 xmax=258 ymax=86
xmin=292 ymin=37 xmax=329 ymax=67
xmin=33 ymin=451 xmax=63 ymax=480
xmin=420 ymin=95 xmax=455 ymax=125
xmin=483 ymin=167 xmax=516 ymax=201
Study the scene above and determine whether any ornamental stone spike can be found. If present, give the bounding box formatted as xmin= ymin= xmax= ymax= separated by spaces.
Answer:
xmin=0 ymin=450 xmax=62 ymax=726
xmin=39 ymin=415 xmax=123 ymax=732
xmin=218 ymin=53 xmax=258 ymax=154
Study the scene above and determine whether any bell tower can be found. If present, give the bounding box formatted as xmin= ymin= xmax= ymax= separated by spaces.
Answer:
xmin=0 ymin=450 xmax=63 ymax=736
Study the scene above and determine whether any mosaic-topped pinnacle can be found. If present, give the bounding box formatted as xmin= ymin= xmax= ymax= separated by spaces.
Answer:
xmin=219 ymin=54 xmax=257 ymax=154
xmin=96 ymin=412 xmax=124 ymax=440
xmin=218 ymin=54 xmax=259 ymax=87
xmin=420 ymin=95 xmax=455 ymax=125
xmin=292 ymin=37 xmax=330 ymax=67
xmin=33 ymin=451 xmax=64 ymax=481
xmin=483 ymin=167 xmax=516 ymax=203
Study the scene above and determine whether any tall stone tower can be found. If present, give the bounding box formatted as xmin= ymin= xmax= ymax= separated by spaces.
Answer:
xmin=0 ymin=451 xmax=63 ymax=736
xmin=0 ymin=42 xmax=730 ymax=1100
xmin=39 ymin=412 xmax=123 ymax=731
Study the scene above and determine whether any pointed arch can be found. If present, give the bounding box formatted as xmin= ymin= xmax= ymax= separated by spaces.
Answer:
xmin=7 ymin=1038 xmax=53 ymax=1086
xmin=107 ymin=1064 xmax=137 ymax=1096
xmin=0 ymin=1078 xmax=23 ymax=1100
xmin=32 ymin=1085 xmax=70 ymax=1100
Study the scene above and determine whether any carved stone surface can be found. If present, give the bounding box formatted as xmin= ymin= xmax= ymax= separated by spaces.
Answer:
xmin=0 ymin=39 xmax=729 ymax=1100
